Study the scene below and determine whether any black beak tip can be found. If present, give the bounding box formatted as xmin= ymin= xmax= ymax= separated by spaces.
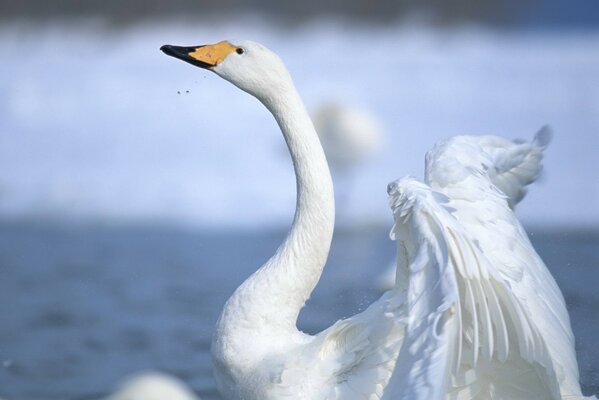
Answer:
xmin=160 ymin=44 xmax=212 ymax=69
xmin=160 ymin=44 xmax=175 ymax=56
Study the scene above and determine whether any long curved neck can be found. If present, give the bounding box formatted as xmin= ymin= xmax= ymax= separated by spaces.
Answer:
xmin=218 ymin=80 xmax=335 ymax=335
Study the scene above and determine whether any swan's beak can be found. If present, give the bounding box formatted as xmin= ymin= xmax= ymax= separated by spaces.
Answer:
xmin=160 ymin=41 xmax=237 ymax=70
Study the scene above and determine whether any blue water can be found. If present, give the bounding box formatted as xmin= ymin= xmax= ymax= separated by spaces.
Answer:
xmin=0 ymin=222 xmax=597 ymax=399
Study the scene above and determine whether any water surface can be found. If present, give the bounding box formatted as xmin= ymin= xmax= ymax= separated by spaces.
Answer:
xmin=0 ymin=222 xmax=597 ymax=399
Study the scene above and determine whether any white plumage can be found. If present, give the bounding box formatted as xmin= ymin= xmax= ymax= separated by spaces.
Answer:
xmin=384 ymin=128 xmax=593 ymax=399
xmin=161 ymin=40 xmax=593 ymax=399
xmin=106 ymin=371 xmax=198 ymax=400
xmin=312 ymin=102 xmax=383 ymax=171
xmin=379 ymin=127 xmax=552 ymax=290
xmin=312 ymin=102 xmax=384 ymax=215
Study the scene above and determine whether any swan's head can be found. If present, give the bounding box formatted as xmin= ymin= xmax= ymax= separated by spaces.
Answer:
xmin=161 ymin=40 xmax=292 ymax=102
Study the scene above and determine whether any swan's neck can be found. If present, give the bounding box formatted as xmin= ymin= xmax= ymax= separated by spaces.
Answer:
xmin=216 ymin=82 xmax=335 ymax=338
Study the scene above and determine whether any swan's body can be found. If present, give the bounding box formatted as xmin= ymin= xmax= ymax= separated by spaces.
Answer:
xmin=161 ymin=40 xmax=593 ymax=399
xmin=106 ymin=371 xmax=198 ymax=400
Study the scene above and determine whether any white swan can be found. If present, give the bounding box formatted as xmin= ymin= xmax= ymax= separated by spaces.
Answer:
xmin=312 ymin=102 xmax=383 ymax=172
xmin=106 ymin=371 xmax=198 ymax=400
xmin=160 ymin=40 xmax=593 ymax=399
xmin=312 ymin=102 xmax=383 ymax=214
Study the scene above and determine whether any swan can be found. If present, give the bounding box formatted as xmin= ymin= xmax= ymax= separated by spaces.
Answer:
xmin=106 ymin=371 xmax=199 ymax=400
xmin=312 ymin=102 xmax=384 ymax=213
xmin=312 ymin=102 xmax=383 ymax=173
xmin=160 ymin=40 xmax=594 ymax=399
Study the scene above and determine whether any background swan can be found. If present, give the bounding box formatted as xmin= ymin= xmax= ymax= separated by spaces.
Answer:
xmin=312 ymin=102 xmax=383 ymax=173
xmin=312 ymin=102 xmax=384 ymax=214
xmin=161 ymin=40 xmax=593 ymax=399
xmin=106 ymin=371 xmax=198 ymax=400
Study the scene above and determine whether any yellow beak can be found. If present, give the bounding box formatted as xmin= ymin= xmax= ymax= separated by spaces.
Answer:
xmin=161 ymin=41 xmax=237 ymax=69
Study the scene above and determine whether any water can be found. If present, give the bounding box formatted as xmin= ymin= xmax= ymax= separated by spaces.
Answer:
xmin=0 ymin=221 xmax=597 ymax=399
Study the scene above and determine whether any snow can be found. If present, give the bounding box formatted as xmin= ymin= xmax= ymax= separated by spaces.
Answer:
xmin=0 ymin=20 xmax=597 ymax=228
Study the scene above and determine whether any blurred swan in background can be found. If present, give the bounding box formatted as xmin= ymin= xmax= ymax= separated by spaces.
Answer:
xmin=378 ymin=127 xmax=552 ymax=290
xmin=312 ymin=102 xmax=383 ymax=211
xmin=312 ymin=102 xmax=383 ymax=172
xmin=106 ymin=371 xmax=198 ymax=400
xmin=161 ymin=40 xmax=593 ymax=399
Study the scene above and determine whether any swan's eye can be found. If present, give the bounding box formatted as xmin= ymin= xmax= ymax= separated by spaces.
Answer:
xmin=236 ymin=48 xmax=244 ymax=55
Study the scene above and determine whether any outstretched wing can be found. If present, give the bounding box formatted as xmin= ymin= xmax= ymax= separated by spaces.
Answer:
xmin=383 ymin=177 xmax=561 ymax=400
xmin=424 ymin=131 xmax=587 ymax=398
xmin=382 ymin=179 xmax=460 ymax=400
xmin=378 ymin=129 xmax=551 ymax=291
xmin=425 ymin=127 xmax=551 ymax=209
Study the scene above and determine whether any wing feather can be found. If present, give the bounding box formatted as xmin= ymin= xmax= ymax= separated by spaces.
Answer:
xmin=482 ymin=278 xmax=509 ymax=362
xmin=384 ymin=177 xmax=562 ymax=400
xmin=423 ymin=131 xmax=591 ymax=399
xmin=425 ymin=127 xmax=551 ymax=209
xmin=284 ymin=288 xmax=406 ymax=399
xmin=383 ymin=178 xmax=462 ymax=399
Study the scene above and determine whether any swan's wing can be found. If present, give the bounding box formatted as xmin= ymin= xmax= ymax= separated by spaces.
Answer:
xmin=425 ymin=131 xmax=587 ymax=398
xmin=475 ymin=128 xmax=550 ymax=208
xmin=277 ymin=289 xmax=407 ymax=399
xmin=381 ymin=179 xmax=460 ymax=400
xmin=425 ymin=127 xmax=551 ymax=209
xmin=384 ymin=177 xmax=562 ymax=400
xmin=374 ymin=128 xmax=551 ymax=291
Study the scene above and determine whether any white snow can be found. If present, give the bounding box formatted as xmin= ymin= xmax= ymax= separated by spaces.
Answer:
xmin=0 ymin=20 xmax=597 ymax=228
